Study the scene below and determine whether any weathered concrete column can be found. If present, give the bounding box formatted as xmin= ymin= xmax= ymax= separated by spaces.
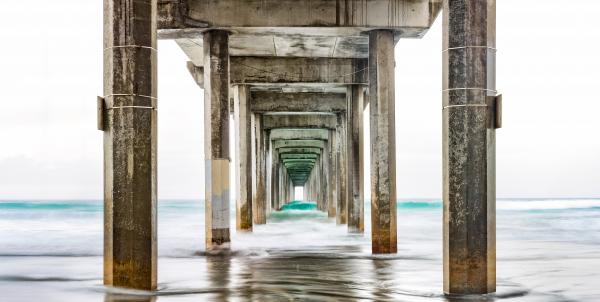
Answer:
xmin=282 ymin=168 xmax=288 ymax=204
xmin=103 ymin=0 xmax=157 ymax=290
xmin=369 ymin=30 xmax=397 ymax=254
xmin=327 ymin=130 xmax=337 ymax=218
xmin=271 ymin=147 xmax=279 ymax=210
xmin=347 ymin=85 xmax=365 ymax=233
xmin=336 ymin=112 xmax=348 ymax=224
xmin=303 ymin=180 xmax=308 ymax=201
xmin=234 ymin=85 xmax=252 ymax=231
xmin=322 ymin=138 xmax=330 ymax=212
xmin=266 ymin=136 xmax=273 ymax=214
xmin=289 ymin=178 xmax=295 ymax=202
xmin=204 ymin=30 xmax=231 ymax=250
xmin=252 ymin=114 xmax=267 ymax=224
xmin=443 ymin=0 xmax=497 ymax=294
xmin=318 ymin=154 xmax=326 ymax=211
xmin=278 ymin=163 xmax=285 ymax=208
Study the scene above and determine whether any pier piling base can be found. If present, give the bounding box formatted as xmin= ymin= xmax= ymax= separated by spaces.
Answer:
xmin=204 ymin=30 xmax=232 ymax=250
xmin=442 ymin=0 xmax=497 ymax=294
xmin=369 ymin=30 xmax=397 ymax=254
xmin=103 ymin=0 xmax=157 ymax=290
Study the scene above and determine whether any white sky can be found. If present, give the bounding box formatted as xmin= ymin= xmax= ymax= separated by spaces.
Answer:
xmin=0 ymin=1 xmax=599 ymax=200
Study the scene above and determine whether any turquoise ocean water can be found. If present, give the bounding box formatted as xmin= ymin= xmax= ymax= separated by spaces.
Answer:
xmin=1 ymin=198 xmax=599 ymax=301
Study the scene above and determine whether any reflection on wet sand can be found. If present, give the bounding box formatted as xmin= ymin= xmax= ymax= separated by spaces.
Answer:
xmin=104 ymin=293 xmax=156 ymax=302
xmin=207 ymin=246 xmax=367 ymax=301
xmin=206 ymin=254 xmax=231 ymax=301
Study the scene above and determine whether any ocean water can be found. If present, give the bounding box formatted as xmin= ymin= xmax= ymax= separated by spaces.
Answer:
xmin=1 ymin=198 xmax=599 ymax=301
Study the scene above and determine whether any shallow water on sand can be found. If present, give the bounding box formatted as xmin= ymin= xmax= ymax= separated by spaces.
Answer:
xmin=1 ymin=199 xmax=599 ymax=301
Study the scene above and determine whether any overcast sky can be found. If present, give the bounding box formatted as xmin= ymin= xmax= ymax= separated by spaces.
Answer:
xmin=0 ymin=1 xmax=599 ymax=200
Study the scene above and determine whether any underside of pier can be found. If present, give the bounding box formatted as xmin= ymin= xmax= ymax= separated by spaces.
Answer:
xmin=100 ymin=0 xmax=499 ymax=295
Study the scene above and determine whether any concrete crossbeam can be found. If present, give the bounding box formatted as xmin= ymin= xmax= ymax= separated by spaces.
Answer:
xmin=158 ymin=0 xmax=441 ymax=38
xmin=272 ymin=140 xmax=326 ymax=150
xmin=278 ymin=147 xmax=322 ymax=155
xmin=262 ymin=114 xmax=337 ymax=130
xmin=250 ymin=92 xmax=347 ymax=113
xmin=280 ymin=154 xmax=318 ymax=160
xmin=230 ymin=57 xmax=367 ymax=85
xmin=270 ymin=129 xmax=329 ymax=141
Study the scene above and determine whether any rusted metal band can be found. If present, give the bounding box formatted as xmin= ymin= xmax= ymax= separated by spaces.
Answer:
xmin=108 ymin=106 xmax=155 ymax=110
xmin=443 ymin=88 xmax=497 ymax=93
xmin=104 ymin=45 xmax=157 ymax=52
xmin=104 ymin=94 xmax=157 ymax=100
xmin=443 ymin=46 xmax=496 ymax=52
xmin=443 ymin=104 xmax=488 ymax=110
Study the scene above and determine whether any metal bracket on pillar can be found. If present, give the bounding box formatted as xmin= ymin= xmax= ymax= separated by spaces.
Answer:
xmin=487 ymin=94 xmax=502 ymax=129
xmin=97 ymin=96 xmax=105 ymax=131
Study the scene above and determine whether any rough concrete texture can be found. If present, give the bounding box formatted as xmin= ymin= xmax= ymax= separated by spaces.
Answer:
xmin=273 ymin=140 xmax=325 ymax=150
xmin=442 ymin=0 xmax=496 ymax=295
xmin=369 ymin=30 xmax=397 ymax=254
xmin=252 ymin=114 xmax=268 ymax=224
xmin=270 ymin=129 xmax=329 ymax=141
xmin=234 ymin=85 xmax=253 ymax=231
xmin=158 ymin=0 xmax=442 ymax=41
xmin=327 ymin=130 xmax=337 ymax=218
xmin=335 ymin=112 xmax=348 ymax=225
xmin=262 ymin=114 xmax=337 ymax=130
xmin=250 ymin=92 xmax=347 ymax=113
xmin=186 ymin=61 xmax=204 ymax=88
xmin=103 ymin=0 xmax=158 ymax=290
xmin=347 ymin=85 xmax=365 ymax=233
xmin=230 ymin=57 xmax=367 ymax=85
xmin=203 ymin=30 xmax=232 ymax=249
xmin=205 ymin=159 xmax=231 ymax=248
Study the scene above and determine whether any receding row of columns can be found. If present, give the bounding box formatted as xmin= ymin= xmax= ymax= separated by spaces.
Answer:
xmin=102 ymin=0 xmax=497 ymax=295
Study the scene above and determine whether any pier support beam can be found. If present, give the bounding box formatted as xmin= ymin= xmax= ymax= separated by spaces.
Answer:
xmin=204 ymin=30 xmax=231 ymax=250
xmin=442 ymin=0 xmax=497 ymax=294
xmin=234 ymin=85 xmax=252 ymax=231
xmin=103 ymin=0 xmax=157 ymax=290
xmin=327 ymin=130 xmax=337 ymax=218
xmin=253 ymin=115 xmax=267 ymax=224
xmin=336 ymin=112 xmax=348 ymax=225
xmin=369 ymin=30 xmax=397 ymax=254
xmin=271 ymin=149 xmax=280 ymax=210
xmin=347 ymin=85 xmax=365 ymax=233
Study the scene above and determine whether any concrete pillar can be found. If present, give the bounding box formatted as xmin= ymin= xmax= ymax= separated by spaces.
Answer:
xmin=204 ymin=30 xmax=231 ymax=250
xmin=266 ymin=136 xmax=272 ymax=214
xmin=282 ymin=168 xmax=288 ymax=204
xmin=103 ymin=0 xmax=157 ymax=290
xmin=253 ymin=114 xmax=267 ymax=224
xmin=234 ymin=85 xmax=252 ymax=231
xmin=318 ymin=154 xmax=325 ymax=210
xmin=292 ymin=173 xmax=295 ymax=202
xmin=347 ymin=85 xmax=365 ymax=233
xmin=327 ymin=131 xmax=336 ymax=218
xmin=322 ymin=138 xmax=330 ymax=212
xmin=271 ymin=149 xmax=279 ymax=210
xmin=336 ymin=113 xmax=348 ymax=224
xmin=278 ymin=163 xmax=284 ymax=208
xmin=442 ymin=0 xmax=496 ymax=294
xmin=369 ymin=30 xmax=397 ymax=254
xmin=263 ymin=132 xmax=270 ymax=209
